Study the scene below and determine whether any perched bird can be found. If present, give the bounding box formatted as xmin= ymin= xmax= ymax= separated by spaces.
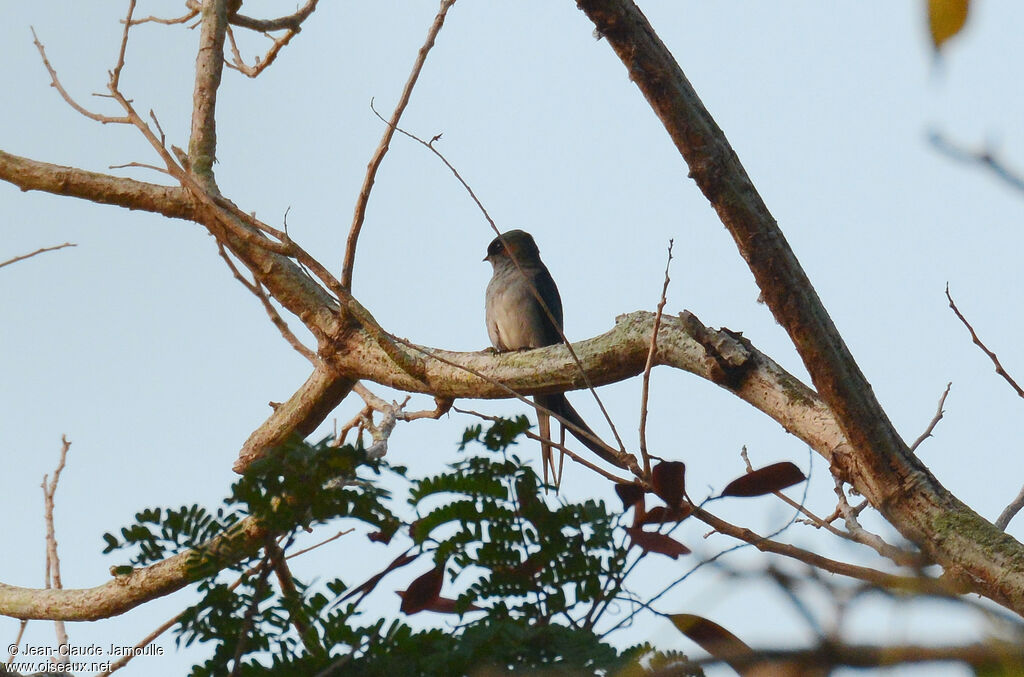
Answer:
xmin=483 ymin=229 xmax=614 ymax=484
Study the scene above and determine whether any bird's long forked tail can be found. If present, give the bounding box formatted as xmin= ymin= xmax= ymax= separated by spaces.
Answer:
xmin=534 ymin=393 xmax=623 ymax=489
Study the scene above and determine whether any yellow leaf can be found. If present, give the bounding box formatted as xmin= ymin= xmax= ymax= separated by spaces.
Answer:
xmin=929 ymin=0 xmax=970 ymax=50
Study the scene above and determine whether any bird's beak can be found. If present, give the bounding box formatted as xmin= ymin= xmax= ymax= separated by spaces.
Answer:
xmin=482 ymin=255 xmax=489 ymax=262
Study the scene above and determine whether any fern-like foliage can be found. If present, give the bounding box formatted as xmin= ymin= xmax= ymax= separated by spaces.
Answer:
xmin=100 ymin=422 xmax=700 ymax=676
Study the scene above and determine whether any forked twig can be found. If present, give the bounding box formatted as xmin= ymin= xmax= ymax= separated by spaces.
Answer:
xmin=31 ymin=27 xmax=130 ymax=124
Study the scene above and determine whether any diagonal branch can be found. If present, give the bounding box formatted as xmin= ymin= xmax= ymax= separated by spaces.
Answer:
xmin=574 ymin=0 xmax=1024 ymax=615
xmin=341 ymin=0 xmax=457 ymax=290
xmin=0 ymin=242 xmax=76 ymax=270
xmin=0 ymin=515 xmax=269 ymax=621
xmin=946 ymin=284 xmax=1024 ymax=399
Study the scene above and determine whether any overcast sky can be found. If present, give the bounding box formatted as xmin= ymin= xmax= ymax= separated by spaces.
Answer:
xmin=3 ymin=2 xmax=1023 ymax=675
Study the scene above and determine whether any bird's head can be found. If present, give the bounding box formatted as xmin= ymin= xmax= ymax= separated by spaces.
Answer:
xmin=484 ymin=229 xmax=541 ymax=266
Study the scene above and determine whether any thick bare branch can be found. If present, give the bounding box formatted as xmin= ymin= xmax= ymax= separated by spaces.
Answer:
xmin=188 ymin=0 xmax=230 ymax=186
xmin=574 ymin=0 xmax=1024 ymax=615
xmin=0 ymin=516 xmax=268 ymax=621
xmin=235 ymin=367 xmax=355 ymax=472
xmin=0 ymin=150 xmax=195 ymax=219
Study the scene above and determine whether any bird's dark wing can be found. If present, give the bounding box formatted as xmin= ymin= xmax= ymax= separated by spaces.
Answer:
xmin=529 ymin=265 xmax=564 ymax=347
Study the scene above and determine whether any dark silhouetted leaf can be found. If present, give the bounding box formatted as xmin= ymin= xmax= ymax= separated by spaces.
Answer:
xmin=639 ymin=504 xmax=693 ymax=526
xmin=652 ymin=461 xmax=686 ymax=506
xmin=614 ymin=483 xmax=644 ymax=510
xmin=669 ymin=614 xmax=752 ymax=674
xmin=340 ymin=551 xmax=419 ymax=604
xmin=626 ymin=527 xmax=690 ymax=559
xmin=399 ymin=565 xmax=445 ymax=615
xmin=721 ymin=461 xmax=805 ymax=498
xmin=395 ymin=592 xmax=481 ymax=615
xmin=368 ymin=528 xmax=394 ymax=544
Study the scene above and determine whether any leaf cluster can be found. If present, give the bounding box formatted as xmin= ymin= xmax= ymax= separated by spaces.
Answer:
xmin=101 ymin=424 xmax=701 ymax=676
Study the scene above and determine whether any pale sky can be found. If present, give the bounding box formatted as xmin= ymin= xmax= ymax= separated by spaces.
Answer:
xmin=3 ymin=3 xmax=1023 ymax=676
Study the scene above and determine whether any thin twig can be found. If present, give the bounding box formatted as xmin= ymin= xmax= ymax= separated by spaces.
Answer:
xmin=286 ymin=530 xmax=353 ymax=560
xmin=946 ymin=284 xmax=1024 ymax=399
xmin=31 ymin=28 xmax=131 ymax=124
xmin=0 ymin=242 xmax=76 ymax=270
xmin=225 ymin=21 xmax=305 ymax=78
xmin=455 ymin=407 xmax=634 ymax=485
xmin=996 ymin=485 xmax=1024 ymax=531
xmin=833 ymin=478 xmax=924 ymax=568
xmin=127 ymin=8 xmax=199 ymax=27
xmin=108 ymin=162 xmax=170 ymax=174
xmin=930 ymin=131 xmax=1024 ymax=196
xmin=215 ymin=242 xmax=318 ymax=364
xmin=638 ymin=240 xmax=673 ymax=475
xmin=693 ymin=507 xmax=945 ymax=593
xmin=265 ymin=537 xmax=321 ymax=656
xmin=380 ymin=116 xmax=629 ymax=457
xmin=6 ymin=621 xmax=28 ymax=665
xmin=909 ymin=382 xmax=952 ymax=452
xmin=341 ymin=0 xmax=457 ymax=290
xmin=110 ymin=0 xmax=137 ymax=89
xmin=229 ymin=557 xmax=273 ymax=677
xmin=42 ymin=436 xmax=72 ymax=653
xmin=737 ymin=447 xmax=848 ymax=541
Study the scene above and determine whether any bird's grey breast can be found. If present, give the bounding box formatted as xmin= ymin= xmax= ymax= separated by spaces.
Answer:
xmin=485 ymin=263 xmax=562 ymax=351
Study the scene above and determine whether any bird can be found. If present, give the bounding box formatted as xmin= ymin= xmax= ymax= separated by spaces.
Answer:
xmin=483 ymin=229 xmax=616 ymax=485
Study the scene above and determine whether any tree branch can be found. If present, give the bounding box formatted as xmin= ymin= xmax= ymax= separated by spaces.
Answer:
xmin=342 ymin=0 xmax=457 ymax=290
xmin=0 ymin=242 xmax=76 ymax=270
xmin=0 ymin=516 xmax=268 ymax=621
xmin=188 ymin=0 xmax=230 ymax=187
xmin=0 ymin=150 xmax=195 ymax=218
xmin=574 ymin=0 xmax=1024 ymax=615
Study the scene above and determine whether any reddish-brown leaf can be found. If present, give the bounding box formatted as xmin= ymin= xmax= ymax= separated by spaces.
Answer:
xmin=651 ymin=461 xmax=686 ymax=506
xmin=614 ymin=482 xmax=645 ymax=510
xmin=339 ymin=551 xmax=418 ymax=604
xmin=721 ymin=461 xmax=805 ymax=498
xmin=399 ymin=565 xmax=445 ymax=615
xmin=395 ymin=592 xmax=480 ymax=615
xmin=639 ymin=504 xmax=693 ymax=526
xmin=367 ymin=529 xmax=393 ymax=544
xmin=626 ymin=527 xmax=690 ymax=559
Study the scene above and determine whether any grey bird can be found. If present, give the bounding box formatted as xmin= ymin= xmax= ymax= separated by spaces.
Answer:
xmin=484 ymin=229 xmax=615 ymax=484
